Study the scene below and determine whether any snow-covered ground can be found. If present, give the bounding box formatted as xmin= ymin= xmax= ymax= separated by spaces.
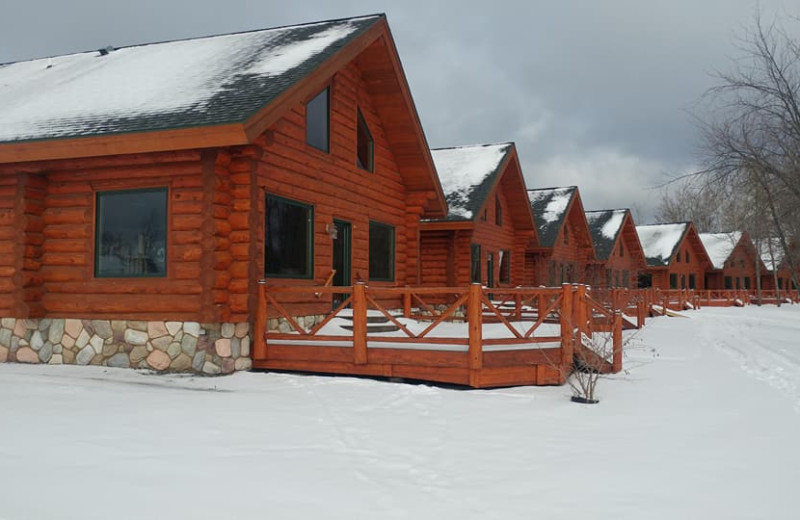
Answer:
xmin=1 ymin=305 xmax=799 ymax=519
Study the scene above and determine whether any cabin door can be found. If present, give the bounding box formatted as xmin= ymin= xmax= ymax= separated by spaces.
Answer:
xmin=331 ymin=219 xmax=351 ymax=309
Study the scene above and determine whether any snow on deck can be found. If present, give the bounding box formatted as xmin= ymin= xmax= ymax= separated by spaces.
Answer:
xmin=2 ymin=305 xmax=800 ymax=518
xmin=0 ymin=16 xmax=375 ymax=142
xmin=699 ymin=232 xmax=741 ymax=269
xmin=431 ymin=143 xmax=510 ymax=220
xmin=636 ymin=223 xmax=688 ymax=265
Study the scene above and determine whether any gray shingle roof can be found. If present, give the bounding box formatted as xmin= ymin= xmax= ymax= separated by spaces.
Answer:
xmin=636 ymin=222 xmax=689 ymax=267
xmin=430 ymin=143 xmax=512 ymax=221
xmin=0 ymin=15 xmax=381 ymax=143
xmin=586 ymin=209 xmax=628 ymax=260
xmin=527 ymin=186 xmax=576 ymax=248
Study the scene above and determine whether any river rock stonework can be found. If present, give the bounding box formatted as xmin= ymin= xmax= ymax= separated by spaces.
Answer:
xmin=0 ymin=318 xmax=252 ymax=374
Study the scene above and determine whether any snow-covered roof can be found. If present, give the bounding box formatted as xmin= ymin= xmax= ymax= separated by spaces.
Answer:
xmin=0 ymin=15 xmax=380 ymax=143
xmin=430 ymin=143 xmax=511 ymax=220
xmin=586 ymin=210 xmax=628 ymax=260
xmin=528 ymin=187 xmax=576 ymax=247
xmin=636 ymin=223 xmax=689 ymax=267
xmin=699 ymin=232 xmax=742 ymax=270
xmin=757 ymin=238 xmax=786 ymax=272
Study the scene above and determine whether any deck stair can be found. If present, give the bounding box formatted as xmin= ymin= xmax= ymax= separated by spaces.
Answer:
xmin=338 ymin=311 xmax=406 ymax=333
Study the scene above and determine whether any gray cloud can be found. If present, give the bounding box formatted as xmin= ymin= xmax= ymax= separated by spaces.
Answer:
xmin=3 ymin=0 xmax=798 ymax=222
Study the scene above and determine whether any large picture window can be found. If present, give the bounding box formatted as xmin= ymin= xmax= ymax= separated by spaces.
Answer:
xmin=369 ymin=221 xmax=394 ymax=281
xmin=306 ymin=87 xmax=329 ymax=153
xmin=265 ymin=195 xmax=313 ymax=278
xmin=95 ymin=188 xmax=167 ymax=278
xmin=356 ymin=108 xmax=374 ymax=172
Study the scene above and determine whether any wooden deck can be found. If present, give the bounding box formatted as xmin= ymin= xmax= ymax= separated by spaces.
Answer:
xmin=253 ymin=284 xmax=623 ymax=388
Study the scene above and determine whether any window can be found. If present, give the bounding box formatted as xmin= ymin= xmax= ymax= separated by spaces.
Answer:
xmin=620 ymin=242 xmax=625 ymax=257
xmin=265 ymin=195 xmax=313 ymax=278
xmin=369 ymin=221 xmax=394 ymax=281
xmin=623 ymin=270 xmax=630 ymax=288
xmin=735 ymin=277 xmax=741 ymax=289
xmin=548 ymin=261 xmax=556 ymax=286
xmin=471 ymin=244 xmax=482 ymax=283
xmin=681 ymin=275 xmax=686 ymax=289
xmin=481 ymin=209 xmax=488 ymax=221
xmin=685 ymin=251 xmax=690 ymax=263
xmin=498 ymin=249 xmax=511 ymax=283
xmin=95 ymin=188 xmax=167 ymax=278
xmin=689 ymin=274 xmax=696 ymax=289
xmin=744 ymin=277 xmax=751 ymax=289
xmin=356 ymin=108 xmax=374 ymax=172
xmin=669 ymin=273 xmax=678 ymax=289
xmin=606 ymin=269 xmax=612 ymax=287
xmin=778 ymin=278 xmax=784 ymax=290
xmin=495 ymin=195 xmax=502 ymax=226
xmin=563 ymin=226 xmax=569 ymax=245
xmin=306 ymin=87 xmax=329 ymax=152
xmin=614 ymin=270 xmax=620 ymax=287
xmin=724 ymin=276 xmax=732 ymax=289
xmin=676 ymin=251 xmax=681 ymax=263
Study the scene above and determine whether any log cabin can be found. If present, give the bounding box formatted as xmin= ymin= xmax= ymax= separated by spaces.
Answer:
xmin=585 ymin=209 xmax=647 ymax=289
xmin=419 ymin=143 xmax=537 ymax=288
xmin=0 ymin=14 xmax=448 ymax=374
xmin=700 ymin=232 xmax=760 ymax=291
xmin=758 ymin=238 xmax=798 ymax=294
xmin=636 ymin=222 xmax=712 ymax=290
xmin=525 ymin=186 xmax=595 ymax=285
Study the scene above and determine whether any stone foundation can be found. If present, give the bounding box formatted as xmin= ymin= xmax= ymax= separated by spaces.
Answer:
xmin=0 ymin=318 xmax=252 ymax=374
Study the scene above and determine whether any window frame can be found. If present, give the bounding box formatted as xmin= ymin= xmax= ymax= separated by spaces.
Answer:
xmin=265 ymin=194 xmax=315 ymax=280
xmin=356 ymin=107 xmax=374 ymax=172
xmin=305 ymin=87 xmax=330 ymax=153
xmin=368 ymin=220 xmax=395 ymax=282
xmin=471 ymin=244 xmax=482 ymax=284
xmin=498 ymin=249 xmax=511 ymax=284
xmin=495 ymin=194 xmax=502 ymax=226
xmin=94 ymin=186 xmax=169 ymax=279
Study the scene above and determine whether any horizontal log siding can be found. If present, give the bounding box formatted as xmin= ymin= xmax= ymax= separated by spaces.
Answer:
xmin=255 ymin=61 xmax=413 ymax=310
xmin=0 ymin=150 xmax=219 ymax=320
xmin=470 ymin=188 xmax=526 ymax=287
xmin=420 ymin=231 xmax=451 ymax=286
xmin=530 ymin=205 xmax=594 ymax=286
xmin=648 ymin=236 xmax=707 ymax=290
xmin=0 ymin=174 xmax=18 ymax=315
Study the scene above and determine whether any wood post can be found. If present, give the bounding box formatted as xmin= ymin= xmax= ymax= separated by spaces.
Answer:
xmin=560 ymin=284 xmax=574 ymax=367
xmin=352 ymin=283 xmax=368 ymax=365
xmin=467 ymin=283 xmax=483 ymax=371
xmin=612 ymin=311 xmax=623 ymax=373
xmin=253 ymin=283 xmax=267 ymax=361
xmin=403 ymin=288 xmax=411 ymax=319
xmin=515 ymin=293 xmax=523 ymax=321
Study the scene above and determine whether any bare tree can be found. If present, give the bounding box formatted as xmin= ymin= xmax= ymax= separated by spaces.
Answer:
xmin=693 ymin=11 xmax=800 ymax=285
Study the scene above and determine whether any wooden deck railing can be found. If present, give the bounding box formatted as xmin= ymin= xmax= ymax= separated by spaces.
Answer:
xmin=253 ymin=283 xmax=624 ymax=384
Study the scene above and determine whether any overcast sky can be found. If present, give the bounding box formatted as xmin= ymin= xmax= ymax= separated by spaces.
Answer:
xmin=2 ymin=0 xmax=797 ymax=222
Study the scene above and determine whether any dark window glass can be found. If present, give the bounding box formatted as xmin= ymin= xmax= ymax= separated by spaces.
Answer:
xmin=471 ymin=244 xmax=482 ymax=283
xmin=95 ymin=188 xmax=167 ymax=278
xmin=669 ymin=273 xmax=678 ymax=289
xmin=735 ymin=277 xmax=741 ymax=289
xmin=369 ymin=221 xmax=394 ymax=281
xmin=689 ymin=274 xmax=696 ymax=289
xmin=623 ymin=270 xmax=630 ymax=288
xmin=495 ymin=195 xmax=502 ymax=226
xmin=564 ymin=226 xmax=569 ymax=244
xmin=685 ymin=251 xmax=690 ymax=263
xmin=778 ymin=278 xmax=784 ymax=290
xmin=744 ymin=277 xmax=751 ymax=289
xmin=676 ymin=251 xmax=681 ymax=263
xmin=265 ymin=195 xmax=313 ymax=278
xmin=620 ymin=242 xmax=624 ymax=257
xmin=724 ymin=276 xmax=732 ymax=289
xmin=681 ymin=275 xmax=686 ymax=289
xmin=306 ymin=88 xmax=329 ymax=152
xmin=356 ymin=108 xmax=374 ymax=172
xmin=548 ymin=261 xmax=555 ymax=286
xmin=606 ymin=269 xmax=612 ymax=287
xmin=499 ymin=250 xmax=511 ymax=283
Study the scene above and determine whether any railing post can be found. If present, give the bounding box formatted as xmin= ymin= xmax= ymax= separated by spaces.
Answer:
xmin=467 ymin=283 xmax=483 ymax=373
xmin=403 ymin=287 xmax=411 ymax=319
xmin=560 ymin=284 xmax=574 ymax=367
xmin=254 ymin=282 xmax=268 ymax=361
xmin=612 ymin=311 xmax=623 ymax=373
xmin=515 ymin=293 xmax=523 ymax=321
xmin=352 ymin=282 xmax=368 ymax=365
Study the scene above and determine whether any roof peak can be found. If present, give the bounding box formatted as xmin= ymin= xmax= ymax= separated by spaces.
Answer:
xmin=431 ymin=142 xmax=513 ymax=152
